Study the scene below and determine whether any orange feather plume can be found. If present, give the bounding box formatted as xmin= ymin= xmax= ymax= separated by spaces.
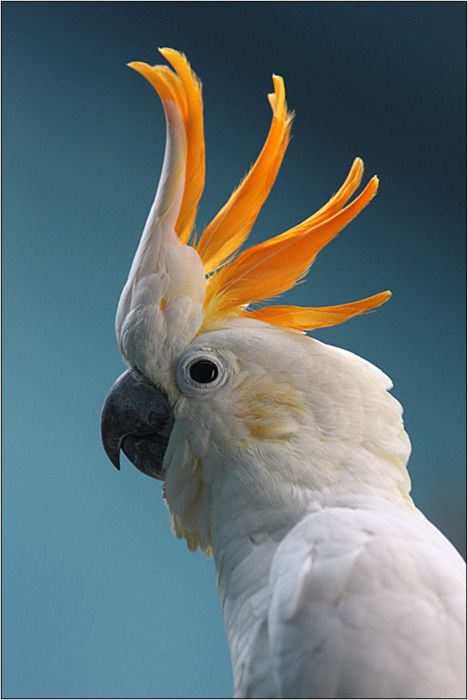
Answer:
xmin=196 ymin=75 xmax=293 ymax=273
xmin=128 ymin=49 xmax=205 ymax=244
xmin=248 ymin=292 xmax=391 ymax=331
xmin=128 ymin=49 xmax=390 ymax=334
xmin=202 ymin=175 xmax=380 ymax=326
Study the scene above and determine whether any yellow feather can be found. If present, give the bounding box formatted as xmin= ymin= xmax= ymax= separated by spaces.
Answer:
xmin=304 ymin=157 xmax=364 ymax=227
xmin=129 ymin=49 xmax=390 ymax=336
xmin=127 ymin=63 xmax=185 ymax=114
xmin=203 ymin=176 xmax=379 ymax=325
xmin=247 ymin=291 xmax=391 ymax=330
xmin=195 ymin=75 xmax=293 ymax=273
xmin=128 ymin=50 xmax=205 ymax=244
xmin=159 ymin=49 xmax=205 ymax=244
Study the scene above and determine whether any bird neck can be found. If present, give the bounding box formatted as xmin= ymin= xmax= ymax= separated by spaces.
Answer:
xmin=210 ymin=491 xmax=307 ymax=698
xmin=210 ymin=482 xmax=415 ymax=698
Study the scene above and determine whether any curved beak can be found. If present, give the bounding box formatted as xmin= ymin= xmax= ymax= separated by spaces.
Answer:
xmin=101 ymin=369 xmax=174 ymax=480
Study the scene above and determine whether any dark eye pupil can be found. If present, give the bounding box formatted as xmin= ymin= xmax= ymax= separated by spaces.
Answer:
xmin=189 ymin=359 xmax=219 ymax=384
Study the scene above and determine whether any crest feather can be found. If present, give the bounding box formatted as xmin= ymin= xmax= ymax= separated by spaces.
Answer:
xmin=303 ymin=156 xmax=364 ymax=227
xmin=195 ymin=75 xmax=293 ymax=273
xmin=202 ymin=175 xmax=379 ymax=327
xmin=127 ymin=48 xmax=390 ymax=338
xmin=248 ymin=292 xmax=391 ymax=330
xmin=128 ymin=49 xmax=204 ymax=244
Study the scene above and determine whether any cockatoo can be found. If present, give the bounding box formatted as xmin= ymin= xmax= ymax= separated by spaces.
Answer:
xmin=101 ymin=49 xmax=466 ymax=699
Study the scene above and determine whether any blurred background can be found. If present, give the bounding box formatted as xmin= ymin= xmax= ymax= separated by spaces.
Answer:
xmin=3 ymin=2 xmax=466 ymax=698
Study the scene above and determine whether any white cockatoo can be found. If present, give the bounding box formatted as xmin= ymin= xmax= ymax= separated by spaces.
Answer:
xmin=101 ymin=49 xmax=466 ymax=699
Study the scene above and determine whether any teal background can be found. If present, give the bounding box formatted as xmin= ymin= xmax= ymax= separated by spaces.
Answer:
xmin=3 ymin=2 xmax=466 ymax=698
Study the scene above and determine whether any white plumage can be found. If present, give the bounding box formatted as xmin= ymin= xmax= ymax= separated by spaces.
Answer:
xmin=161 ymin=325 xmax=466 ymax=698
xmin=105 ymin=48 xmax=466 ymax=698
xmin=269 ymin=500 xmax=465 ymax=698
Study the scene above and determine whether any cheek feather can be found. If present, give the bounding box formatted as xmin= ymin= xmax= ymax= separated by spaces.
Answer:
xmin=233 ymin=376 xmax=305 ymax=441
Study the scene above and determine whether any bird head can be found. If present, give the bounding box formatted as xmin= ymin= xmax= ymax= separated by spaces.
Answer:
xmin=101 ymin=49 xmax=411 ymax=553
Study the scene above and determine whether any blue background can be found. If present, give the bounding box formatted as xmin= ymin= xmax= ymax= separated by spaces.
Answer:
xmin=3 ymin=2 xmax=466 ymax=698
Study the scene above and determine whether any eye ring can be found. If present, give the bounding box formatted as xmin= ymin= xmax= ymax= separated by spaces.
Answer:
xmin=176 ymin=347 xmax=231 ymax=395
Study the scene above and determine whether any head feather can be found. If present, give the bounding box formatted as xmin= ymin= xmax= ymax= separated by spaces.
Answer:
xmin=128 ymin=49 xmax=204 ymax=243
xmin=195 ymin=74 xmax=293 ymax=272
xmin=124 ymin=48 xmax=390 ymax=346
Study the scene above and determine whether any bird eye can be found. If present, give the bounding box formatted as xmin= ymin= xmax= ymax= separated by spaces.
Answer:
xmin=189 ymin=359 xmax=219 ymax=384
xmin=176 ymin=348 xmax=231 ymax=395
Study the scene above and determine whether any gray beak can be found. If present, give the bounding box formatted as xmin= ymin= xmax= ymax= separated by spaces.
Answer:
xmin=101 ymin=369 xmax=174 ymax=480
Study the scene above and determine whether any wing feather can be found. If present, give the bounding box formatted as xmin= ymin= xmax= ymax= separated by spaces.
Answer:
xmin=268 ymin=500 xmax=466 ymax=699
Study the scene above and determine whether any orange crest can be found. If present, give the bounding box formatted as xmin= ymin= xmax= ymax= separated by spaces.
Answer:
xmin=129 ymin=49 xmax=390 ymax=334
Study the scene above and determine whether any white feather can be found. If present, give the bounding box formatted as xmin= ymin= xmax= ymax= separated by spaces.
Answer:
xmin=115 ymin=101 xmax=206 ymax=393
xmin=161 ymin=320 xmax=465 ymax=698
xmin=268 ymin=498 xmax=466 ymax=699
